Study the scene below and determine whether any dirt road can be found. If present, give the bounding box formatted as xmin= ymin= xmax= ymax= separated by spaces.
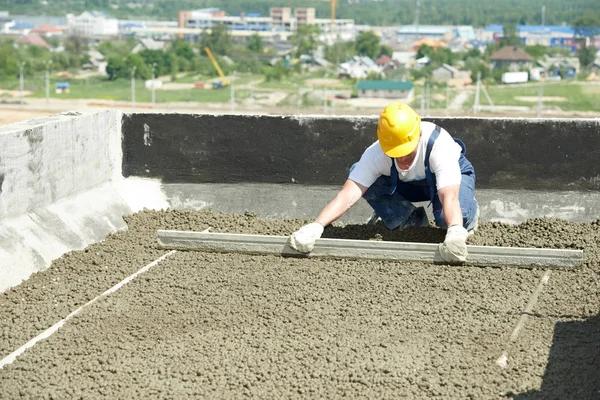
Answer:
xmin=0 ymin=210 xmax=598 ymax=399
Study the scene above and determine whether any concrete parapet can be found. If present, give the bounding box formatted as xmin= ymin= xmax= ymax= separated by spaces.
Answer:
xmin=0 ymin=111 xmax=169 ymax=292
xmin=122 ymin=113 xmax=600 ymax=190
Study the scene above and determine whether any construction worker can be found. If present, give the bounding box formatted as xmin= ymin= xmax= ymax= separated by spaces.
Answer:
xmin=289 ymin=101 xmax=479 ymax=263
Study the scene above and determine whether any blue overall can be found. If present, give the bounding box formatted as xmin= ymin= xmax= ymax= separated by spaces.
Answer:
xmin=361 ymin=126 xmax=478 ymax=230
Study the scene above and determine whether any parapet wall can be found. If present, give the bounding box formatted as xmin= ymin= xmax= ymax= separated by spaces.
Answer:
xmin=122 ymin=114 xmax=600 ymax=190
xmin=0 ymin=111 xmax=128 ymax=292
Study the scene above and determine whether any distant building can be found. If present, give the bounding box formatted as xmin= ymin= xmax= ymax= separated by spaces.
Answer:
xmin=356 ymin=80 xmax=414 ymax=101
xmin=67 ymin=11 xmax=118 ymax=37
xmin=294 ymin=8 xmax=315 ymax=25
xmin=132 ymin=38 xmax=167 ymax=53
xmin=484 ymin=24 xmax=580 ymax=51
xmin=55 ymin=82 xmax=70 ymax=94
xmin=431 ymin=64 xmax=472 ymax=86
xmin=490 ymin=46 xmax=533 ymax=71
xmin=538 ymin=56 xmax=580 ymax=79
xmin=83 ymin=49 xmax=107 ymax=74
xmin=16 ymin=33 xmax=49 ymax=48
xmin=3 ymin=20 xmax=33 ymax=35
xmin=412 ymin=37 xmax=447 ymax=51
xmin=177 ymin=7 xmax=354 ymax=40
xmin=31 ymin=24 xmax=64 ymax=37
xmin=339 ymin=56 xmax=382 ymax=79
xmin=270 ymin=7 xmax=293 ymax=30
xmin=396 ymin=25 xmax=451 ymax=41
xmin=0 ymin=11 xmax=12 ymax=32
xmin=391 ymin=51 xmax=416 ymax=68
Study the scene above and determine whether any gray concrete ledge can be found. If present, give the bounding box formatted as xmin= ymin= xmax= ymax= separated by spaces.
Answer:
xmin=162 ymin=183 xmax=600 ymax=225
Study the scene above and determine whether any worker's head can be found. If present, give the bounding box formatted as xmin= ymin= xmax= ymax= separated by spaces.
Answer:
xmin=377 ymin=101 xmax=421 ymax=158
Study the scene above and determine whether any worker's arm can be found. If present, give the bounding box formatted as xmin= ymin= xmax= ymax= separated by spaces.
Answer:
xmin=289 ymin=179 xmax=367 ymax=253
xmin=316 ymin=179 xmax=367 ymax=226
xmin=437 ymin=184 xmax=462 ymax=227
xmin=437 ymin=184 xmax=469 ymax=263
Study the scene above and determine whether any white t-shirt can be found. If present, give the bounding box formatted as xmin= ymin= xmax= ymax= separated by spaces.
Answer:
xmin=349 ymin=121 xmax=462 ymax=191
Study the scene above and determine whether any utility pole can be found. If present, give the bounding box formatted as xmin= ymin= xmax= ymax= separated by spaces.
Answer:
xmin=151 ymin=63 xmax=157 ymax=104
xmin=445 ymin=85 xmax=449 ymax=110
xmin=536 ymin=81 xmax=544 ymax=117
xmin=425 ymin=81 xmax=431 ymax=114
xmin=473 ymin=72 xmax=481 ymax=113
xmin=420 ymin=82 xmax=425 ymax=115
xmin=19 ymin=62 xmax=25 ymax=100
xmin=414 ymin=0 xmax=420 ymax=36
xmin=541 ymin=5 xmax=546 ymax=26
xmin=44 ymin=61 xmax=51 ymax=104
xmin=130 ymin=66 xmax=136 ymax=108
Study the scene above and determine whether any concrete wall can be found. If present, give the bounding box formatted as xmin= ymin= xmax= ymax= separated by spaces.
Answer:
xmin=122 ymin=114 xmax=600 ymax=190
xmin=0 ymin=111 xmax=168 ymax=292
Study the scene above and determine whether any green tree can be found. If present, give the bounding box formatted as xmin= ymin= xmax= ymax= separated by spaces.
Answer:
xmin=247 ymin=33 xmax=264 ymax=53
xmin=578 ymin=47 xmax=597 ymax=68
xmin=417 ymin=45 xmax=455 ymax=66
xmin=379 ymin=44 xmax=393 ymax=57
xmin=499 ymin=23 xmax=521 ymax=46
xmin=0 ymin=40 xmax=18 ymax=78
xmin=64 ymin=35 xmax=88 ymax=55
xmin=324 ymin=41 xmax=356 ymax=63
xmin=263 ymin=61 xmax=289 ymax=81
xmin=170 ymin=39 xmax=195 ymax=62
xmin=355 ymin=31 xmax=380 ymax=59
xmin=200 ymin=24 xmax=232 ymax=55
xmin=573 ymin=16 xmax=600 ymax=39
xmin=105 ymin=56 xmax=126 ymax=80
xmin=291 ymin=24 xmax=320 ymax=57
xmin=525 ymin=45 xmax=547 ymax=60
xmin=139 ymin=49 xmax=171 ymax=76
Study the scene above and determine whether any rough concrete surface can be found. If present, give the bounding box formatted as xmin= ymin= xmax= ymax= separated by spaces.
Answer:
xmin=0 ymin=209 xmax=598 ymax=399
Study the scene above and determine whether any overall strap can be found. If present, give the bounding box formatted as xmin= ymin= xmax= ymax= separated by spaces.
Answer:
xmin=424 ymin=125 xmax=442 ymax=201
xmin=424 ymin=125 xmax=441 ymax=173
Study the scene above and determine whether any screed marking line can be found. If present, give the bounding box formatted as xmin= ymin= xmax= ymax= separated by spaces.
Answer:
xmin=0 ymin=250 xmax=177 ymax=370
xmin=496 ymin=269 xmax=551 ymax=369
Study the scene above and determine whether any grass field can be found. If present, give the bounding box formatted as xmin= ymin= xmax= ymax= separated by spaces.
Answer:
xmin=0 ymin=76 xmax=234 ymax=103
xmin=474 ymin=81 xmax=600 ymax=112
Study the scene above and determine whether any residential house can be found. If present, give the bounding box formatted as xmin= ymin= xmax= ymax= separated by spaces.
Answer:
xmin=538 ymin=56 xmax=580 ymax=79
xmin=391 ymin=51 xmax=416 ymax=69
xmin=356 ymin=80 xmax=414 ymax=101
xmin=83 ymin=49 xmax=107 ymax=74
xmin=376 ymin=54 xmax=396 ymax=70
xmin=338 ymin=56 xmax=382 ymax=79
xmin=432 ymin=63 xmax=472 ymax=86
xmin=16 ymin=33 xmax=50 ymax=48
xmin=490 ymin=46 xmax=533 ymax=71
xmin=132 ymin=38 xmax=166 ymax=53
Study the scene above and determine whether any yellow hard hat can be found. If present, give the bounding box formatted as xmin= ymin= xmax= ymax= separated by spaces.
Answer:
xmin=377 ymin=101 xmax=421 ymax=157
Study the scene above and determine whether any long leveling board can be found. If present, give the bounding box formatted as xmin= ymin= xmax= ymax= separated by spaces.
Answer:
xmin=157 ymin=230 xmax=584 ymax=269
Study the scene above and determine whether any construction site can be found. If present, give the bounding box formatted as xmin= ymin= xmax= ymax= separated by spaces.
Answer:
xmin=0 ymin=110 xmax=599 ymax=399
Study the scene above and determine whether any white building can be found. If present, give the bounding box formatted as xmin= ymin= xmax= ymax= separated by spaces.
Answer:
xmin=338 ymin=56 xmax=382 ymax=79
xmin=67 ymin=11 xmax=118 ymax=37
xmin=178 ymin=7 xmax=354 ymax=40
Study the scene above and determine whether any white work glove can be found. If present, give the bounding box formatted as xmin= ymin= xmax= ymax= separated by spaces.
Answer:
xmin=289 ymin=222 xmax=324 ymax=253
xmin=439 ymin=225 xmax=469 ymax=263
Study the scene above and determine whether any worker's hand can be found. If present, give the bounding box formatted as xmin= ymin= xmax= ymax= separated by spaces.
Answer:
xmin=289 ymin=222 xmax=324 ymax=253
xmin=439 ymin=225 xmax=469 ymax=263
